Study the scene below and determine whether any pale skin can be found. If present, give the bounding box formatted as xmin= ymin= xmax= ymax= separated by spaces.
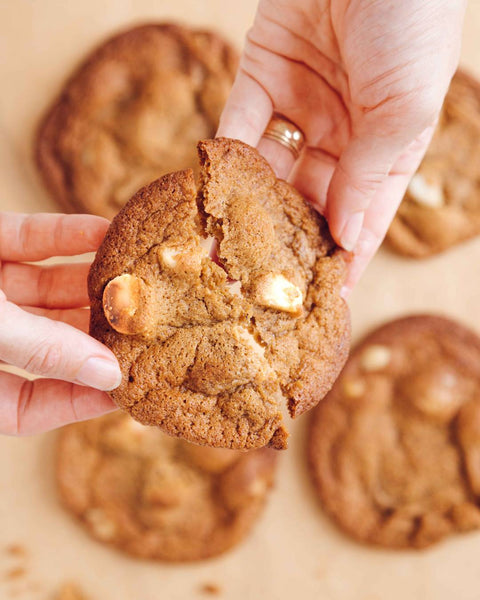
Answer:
xmin=0 ymin=213 xmax=120 ymax=435
xmin=218 ymin=0 xmax=466 ymax=293
xmin=1 ymin=0 xmax=466 ymax=434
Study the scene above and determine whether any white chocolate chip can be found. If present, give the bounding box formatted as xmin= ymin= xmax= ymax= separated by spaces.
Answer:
xmin=406 ymin=368 xmax=465 ymax=422
xmin=232 ymin=325 xmax=265 ymax=358
xmin=103 ymin=273 xmax=146 ymax=335
xmin=360 ymin=345 xmax=392 ymax=372
xmin=159 ymin=245 xmax=208 ymax=271
xmin=343 ymin=378 xmax=366 ymax=398
xmin=159 ymin=247 xmax=181 ymax=268
xmin=258 ymin=274 xmax=303 ymax=314
xmin=408 ymin=173 xmax=444 ymax=208
xmin=201 ymin=236 xmax=216 ymax=253
xmin=85 ymin=508 xmax=117 ymax=541
xmin=228 ymin=280 xmax=243 ymax=297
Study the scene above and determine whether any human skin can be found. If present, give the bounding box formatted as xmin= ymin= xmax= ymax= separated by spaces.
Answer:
xmin=0 ymin=0 xmax=467 ymax=435
xmin=218 ymin=0 xmax=466 ymax=294
xmin=0 ymin=213 xmax=120 ymax=435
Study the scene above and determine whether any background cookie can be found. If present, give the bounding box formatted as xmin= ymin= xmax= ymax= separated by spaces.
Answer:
xmin=88 ymin=138 xmax=350 ymax=450
xmin=387 ymin=69 xmax=480 ymax=257
xmin=57 ymin=412 xmax=278 ymax=562
xmin=36 ymin=23 xmax=238 ymax=218
xmin=308 ymin=315 xmax=480 ymax=549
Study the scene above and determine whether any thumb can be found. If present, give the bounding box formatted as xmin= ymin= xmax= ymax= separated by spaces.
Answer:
xmin=0 ymin=293 xmax=121 ymax=391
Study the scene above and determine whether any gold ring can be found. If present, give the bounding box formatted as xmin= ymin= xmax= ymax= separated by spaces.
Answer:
xmin=262 ymin=114 xmax=305 ymax=159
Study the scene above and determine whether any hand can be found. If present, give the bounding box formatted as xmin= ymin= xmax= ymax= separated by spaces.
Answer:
xmin=0 ymin=212 xmax=121 ymax=435
xmin=218 ymin=0 xmax=466 ymax=294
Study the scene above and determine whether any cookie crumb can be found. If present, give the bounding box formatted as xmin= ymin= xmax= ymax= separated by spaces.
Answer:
xmin=200 ymin=582 xmax=221 ymax=595
xmin=4 ymin=544 xmax=27 ymax=558
xmin=56 ymin=582 xmax=88 ymax=600
xmin=5 ymin=566 xmax=26 ymax=580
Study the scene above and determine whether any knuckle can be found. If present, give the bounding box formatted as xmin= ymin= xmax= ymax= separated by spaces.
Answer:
xmin=24 ymin=342 xmax=62 ymax=377
xmin=18 ymin=215 xmax=35 ymax=257
xmin=36 ymin=267 xmax=55 ymax=306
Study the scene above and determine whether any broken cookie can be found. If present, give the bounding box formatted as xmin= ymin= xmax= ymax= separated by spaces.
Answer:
xmin=57 ymin=412 xmax=278 ymax=561
xmin=308 ymin=315 xmax=480 ymax=549
xmin=88 ymin=138 xmax=350 ymax=450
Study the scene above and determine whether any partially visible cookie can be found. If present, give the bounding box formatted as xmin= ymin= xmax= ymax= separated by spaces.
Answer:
xmin=387 ymin=69 xmax=480 ymax=257
xmin=308 ymin=315 xmax=480 ymax=549
xmin=36 ymin=23 xmax=237 ymax=218
xmin=88 ymin=138 xmax=350 ymax=450
xmin=57 ymin=412 xmax=278 ymax=561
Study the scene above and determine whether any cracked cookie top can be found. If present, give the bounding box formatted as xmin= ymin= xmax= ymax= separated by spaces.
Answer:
xmin=308 ymin=315 xmax=480 ymax=549
xmin=88 ymin=138 xmax=350 ymax=450
xmin=387 ymin=69 xmax=480 ymax=257
xmin=57 ymin=412 xmax=277 ymax=561
xmin=36 ymin=23 xmax=237 ymax=218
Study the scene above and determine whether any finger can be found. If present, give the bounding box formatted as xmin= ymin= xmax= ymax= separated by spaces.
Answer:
xmin=289 ymin=147 xmax=337 ymax=213
xmin=1 ymin=262 xmax=91 ymax=308
xmin=0 ymin=371 xmax=116 ymax=435
xmin=0 ymin=213 xmax=109 ymax=262
xmin=341 ymin=172 xmax=411 ymax=297
xmin=0 ymin=294 xmax=121 ymax=391
xmin=327 ymin=121 xmax=436 ymax=252
xmin=256 ymin=137 xmax=297 ymax=179
xmin=20 ymin=306 xmax=90 ymax=333
xmin=216 ymin=68 xmax=273 ymax=146
xmin=340 ymin=129 xmax=437 ymax=296
xmin=239 ymin=33 xmax=350 ymax=155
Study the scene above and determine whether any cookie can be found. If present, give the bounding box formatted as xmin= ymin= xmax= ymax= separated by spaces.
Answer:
xmin=36 ymin=23 xmax=237 ymax=218
xmin=88 ymin=138 xmax=350 ymax=450
xmin=56 ymin=412 xmax=278 ymax=561
xmin=387 ymin=69 xmax=480 ymax=257
xmin=308 ymin=315 xmax=480 ymax=549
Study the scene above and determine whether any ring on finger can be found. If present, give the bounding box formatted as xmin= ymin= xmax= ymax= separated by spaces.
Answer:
xmin=262 ymin=114 xmax=306 ymax=159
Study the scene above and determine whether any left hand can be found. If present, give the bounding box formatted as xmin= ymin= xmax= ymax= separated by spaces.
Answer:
xmin=0 ymin=212 xmax=120 ymax=435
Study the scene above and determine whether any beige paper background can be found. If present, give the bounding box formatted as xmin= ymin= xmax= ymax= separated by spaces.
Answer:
xmin=1 ymin=1 xmax=480 ymax=598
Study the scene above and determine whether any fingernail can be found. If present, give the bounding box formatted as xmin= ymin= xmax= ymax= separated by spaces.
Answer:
xmin=76 ymin=357 xmax=122 ymax=391
xmin=340 ymin=212 xmax=364 ymax=251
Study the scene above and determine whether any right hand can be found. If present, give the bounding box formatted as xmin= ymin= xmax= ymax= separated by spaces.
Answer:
xmin=218 ymin=0 xmax=466 ymax=294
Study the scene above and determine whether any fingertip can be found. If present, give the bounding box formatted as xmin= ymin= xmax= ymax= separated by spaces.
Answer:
xmin=75 ymin=356 xmax=122 ymax=391
xmin=83 ymin=215 xmax=110 ymax=248
xmin=341 ymin=227 xmax=380 ymax=293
